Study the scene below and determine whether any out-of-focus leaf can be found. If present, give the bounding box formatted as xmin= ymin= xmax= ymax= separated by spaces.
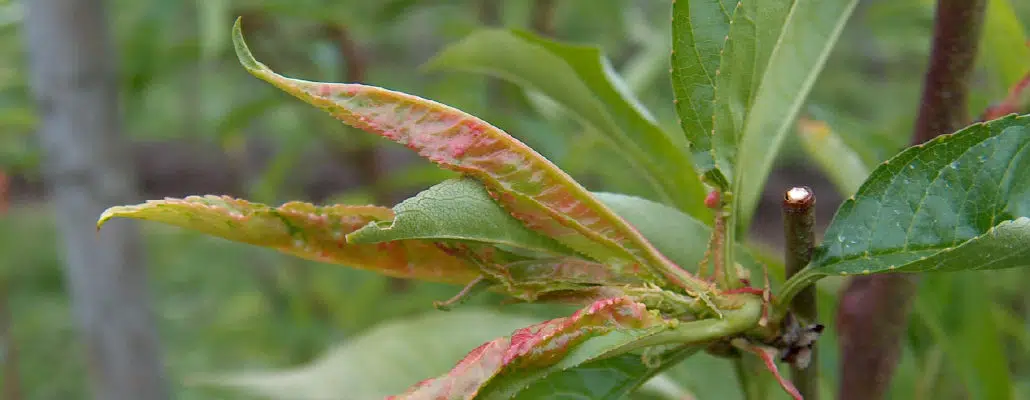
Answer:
xmin=712 ymin=0 xmax=859 ymax=232
xmin=349 ymin=178 xmax=575 ymax=258
xmin=97 ymin=196 xmax=480 ymax=284
xmin=786 ymin=115 xmax=1030 ymax=289
xmin=670 ymin=0 xmax=733 ymax=177
xmin=425 ymin=28 xmax=708 ymax=220
xmin=232 ymin=19 xmax=712 ymax=296
xmin=199 ymin=309 xmax=543 ymax=400
xmin=914 ymin=273 xmax=1014 ymax=400
xmin=796 ymin=117 xmax=871 ymax=196
xmin=595 ymin=191 xmax=766 ymax=286
xmin=980 ymin=0 xmax=1030 ymax=93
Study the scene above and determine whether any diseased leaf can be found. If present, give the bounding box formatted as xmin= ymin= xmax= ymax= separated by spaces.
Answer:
xmin=232 ymin=19 xmax=711 ymax=296
xmin=670 ymin=0 xmax=734 ymax=176
xmin=388 ymin=297 xmax=671 ymax=400
xmin=797 ymin=115 xmax=1030 ymax=280
xmin=348 ymin=178 xmax=575 ymax=258
xmin=198 ymin=309 xmax=542 ymax=400
xmin=797 ymin=117 xmax=871 ymax=196
xmin=426 ymin=28 xmax=708 ymax=220
xmin=390 ymin=295 xmax=763 ymax=400
xmin=709 ymin=0 xmax=859 ymax=232
xmin=97 ymin=196 xmax=479 ymax=284
xmin=500 ymin=347 xmax=699 ymax=400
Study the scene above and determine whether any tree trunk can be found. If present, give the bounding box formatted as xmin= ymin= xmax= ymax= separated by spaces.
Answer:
xmin=23 ymin=1 xmax=170 ymax=399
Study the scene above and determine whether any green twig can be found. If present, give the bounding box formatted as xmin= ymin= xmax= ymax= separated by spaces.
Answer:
xmin=783 ymin=187 xmax=818 ymax=400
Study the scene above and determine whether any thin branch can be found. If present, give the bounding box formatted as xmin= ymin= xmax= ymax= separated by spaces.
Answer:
xmin=530 ymin=0 xmax=557 ymax=37
xmin=837 ymin=1 xmax=986 ymax=399
xmin=783 ymin=187 xmax=818 ymax=400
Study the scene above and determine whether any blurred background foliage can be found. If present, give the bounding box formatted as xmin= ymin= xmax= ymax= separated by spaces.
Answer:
xmin=2 ymin=0 xmax=1030 ymax=398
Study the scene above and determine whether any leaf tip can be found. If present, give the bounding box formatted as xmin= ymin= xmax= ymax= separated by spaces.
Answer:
xmin=96 ymin=206 xmax=131 ymax=231
xmin=231 ymin=17 xmax=266 ymax=75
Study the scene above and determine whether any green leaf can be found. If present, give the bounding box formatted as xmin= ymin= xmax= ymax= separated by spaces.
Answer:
xmin=712 ymin=0 xmax=859 ymax=232
xmin=199 ymin=309 xmax=543 ymax=399
xmin=670 ymin=0 xmax=734 ymax=176
xmin=232 ymin=19 xmax=712 ymax=297
xmin=426 ymin=28 xmax=708 ymax=220
xmin=797 ymin=117 xmax=871 ymax=196
xmin=348 ymin=178 xmax=575 ymax=258
xmin=594 ymin=191 xmax=765 ymax=284
xmin=980 ymin=0 xmax=1030 ymax=93
xmin=97 ymin=197 xmax=480 ymax=284
xmin=794 ymin=115 xmax=1030 ymax=282
xmin=914 ymin=273 xmax=1015 ymax=400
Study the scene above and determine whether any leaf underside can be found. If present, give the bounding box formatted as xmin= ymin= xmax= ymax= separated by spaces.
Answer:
xmin=96 ymin=196 xmax=481 ymax=284
xmin=809 ymin=114 xmax=1030 ymax=276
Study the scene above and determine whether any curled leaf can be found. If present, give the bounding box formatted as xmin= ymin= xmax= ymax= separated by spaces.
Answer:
xmin=426 ymin=28 xmax=707 ymax=218
xmin=232 ymin=18 xmax=710 ymax=296
xmin=97 ymin=196 xmax=480 ymax=284
xmin=388 ymin=297 xmax=672 ymax=400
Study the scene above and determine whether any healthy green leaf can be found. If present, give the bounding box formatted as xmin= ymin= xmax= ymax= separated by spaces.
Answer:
xmin=426 ymin=28 xmax=708 ymax=220
xmin=797 ymin=117 xmax=871 ymax=196
xmin=670 ymin=0 xmax=734 ymax=177
xmin=712 ymin=0 xmax=859 ymax=232
xmin=232 ymin=19 xmax=711 ymax=296
xmin=97 ymin=196 xmax=481 ymax=284
xmin=348 ymin=178 xmax=574 ymax=258
xmin=198 ymin=309 xmax=542 ymax=400
xmin=793 ymin=115 xmax=1030 ymax=283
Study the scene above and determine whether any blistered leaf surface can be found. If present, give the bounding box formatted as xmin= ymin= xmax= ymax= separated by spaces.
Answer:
xmin=427 ymin=29 xmax=707 ymax=219
xmin=232 ymin=19 xmax=705 ymax=293
xmin=97 ymin=196 xmax=479 ymax=284
xmin=388 ymin=297 xmax=672 ymax=400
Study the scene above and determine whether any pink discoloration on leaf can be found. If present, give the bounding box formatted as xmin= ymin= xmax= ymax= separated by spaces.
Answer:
xmin=387 ymin=297 xmax=669 ymax=400
xmin=97 ymin=196 xmax=480 ymax=284
xmin=232 ymin=20 xmax=708 ymax=293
